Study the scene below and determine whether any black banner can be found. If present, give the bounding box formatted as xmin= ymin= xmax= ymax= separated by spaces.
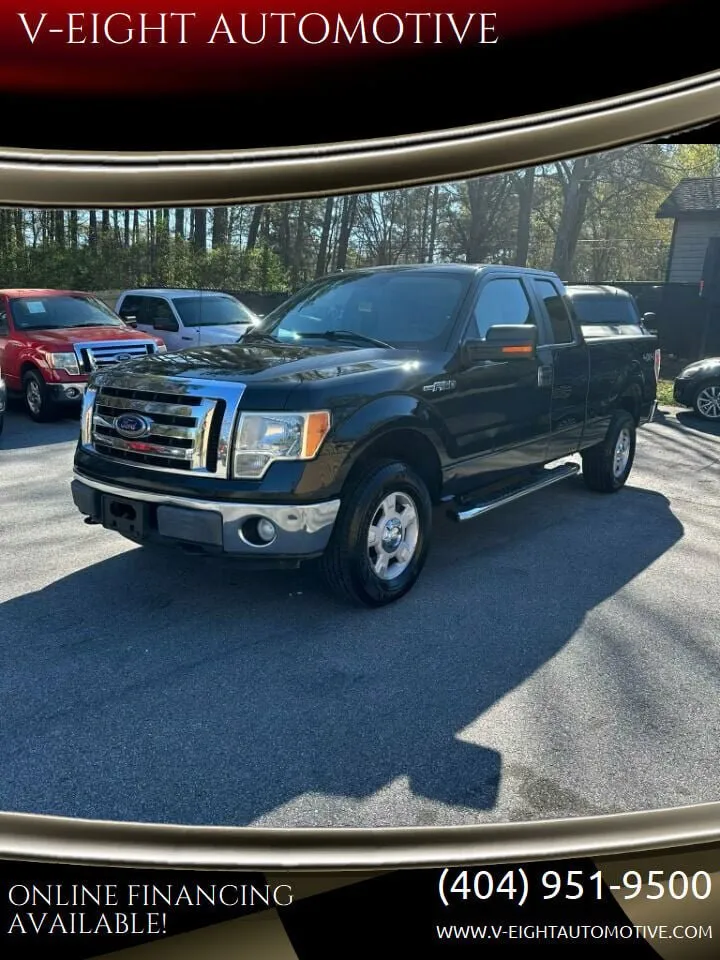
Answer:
xmin=1 ymin=855 xmax=716 ymax=958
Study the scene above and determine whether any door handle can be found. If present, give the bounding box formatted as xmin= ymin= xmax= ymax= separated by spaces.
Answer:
xmin=538 ymin=364 xmax=553 ymax=387
xmin=181 ymin=336 xmax=193 ymax=341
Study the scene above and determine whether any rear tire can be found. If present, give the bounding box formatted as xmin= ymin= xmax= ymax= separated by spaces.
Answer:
xmin=320 ymin=460 xmax=432 ymax=607
xmin=23 ymin=369 xmax=57 ymax=423
xmin=692 ymin=380 xmax=720 ymax=421
xmin=581 ymin=410 xmax=636 ymax=493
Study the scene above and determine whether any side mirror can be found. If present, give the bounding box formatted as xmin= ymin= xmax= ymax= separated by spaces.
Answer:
xmin=123 ymin=315 xmax=138 ymax=328
xmin=463 ymin=324 xmax=538 ymax=363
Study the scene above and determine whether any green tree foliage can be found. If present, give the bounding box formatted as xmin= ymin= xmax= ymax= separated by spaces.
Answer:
xmin=1 ymin=144 xmax=716 ymax=294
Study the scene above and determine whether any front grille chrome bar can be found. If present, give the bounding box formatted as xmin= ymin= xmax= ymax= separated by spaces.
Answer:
xmin=81 ymin=374 xmax=246 ymax=477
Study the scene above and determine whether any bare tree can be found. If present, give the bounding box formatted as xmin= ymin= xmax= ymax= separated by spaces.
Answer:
xmin=335 ymin=194 xmax=358 ymax=270
xmin=550 ymin=157 xmax=600 ymax=279
xmin=291 ymin=201 xmax=307 ymax=288
xmin=315 ymin=197 xmax=334 ymax=277
xmin=192 ymin=209 xmax=207 ymax=252
xmin=212 ymin=207 xmax=229 ymax=248
xmin=514 ymin=167 xmax=536 ymax=266
xmin=245 ymin=205 xmax=264 ymax=251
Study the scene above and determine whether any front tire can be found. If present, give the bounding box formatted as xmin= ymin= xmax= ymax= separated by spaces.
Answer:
xmin=320 ymin=460 xmax=432 ymax=607
xmin=23 ymin=369 xmax=57 ymax=423
xmin=692 ymin=381 xmax=720 ymax=421
xmin=581 ymin=410 xmax=636 ymax=493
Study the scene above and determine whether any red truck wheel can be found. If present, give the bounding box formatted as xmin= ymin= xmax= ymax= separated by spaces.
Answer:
xmin=23 ymin=370 xmax=58 ymax=423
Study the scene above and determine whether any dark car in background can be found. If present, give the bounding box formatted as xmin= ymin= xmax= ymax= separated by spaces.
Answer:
xmin=673 ymin=359 xmax=720 ymax=421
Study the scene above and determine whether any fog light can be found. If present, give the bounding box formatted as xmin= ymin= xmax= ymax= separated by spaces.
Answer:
xmin=66 ymin=387 xmax=80 ymax=398
xmin=239 ymin=516 xmax=278 ymax=547
xmin=257 ymin=518 xmax=276 ymax=542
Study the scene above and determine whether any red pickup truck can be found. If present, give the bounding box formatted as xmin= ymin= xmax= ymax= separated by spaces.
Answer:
xmin=0 ymin=289 xmax=166 ymax=422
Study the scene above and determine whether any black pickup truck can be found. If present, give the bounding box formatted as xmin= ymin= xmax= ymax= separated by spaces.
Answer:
xmin=71 ymin=265 xmax=659 ymax=607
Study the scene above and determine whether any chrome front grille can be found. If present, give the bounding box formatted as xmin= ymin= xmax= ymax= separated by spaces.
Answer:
xmin=84 ymin=377 xmax=245 ymax=476
xmin=74 ymin=340 xmax=157 ymax=373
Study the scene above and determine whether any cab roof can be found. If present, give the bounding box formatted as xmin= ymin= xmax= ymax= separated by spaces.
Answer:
xmin=328 ymin=263 xmax=559 ymax=277
xmin=118 ymin=288 xmax=241 ymax=298
xmin=565 ymin=284 xmax=634 ymax=298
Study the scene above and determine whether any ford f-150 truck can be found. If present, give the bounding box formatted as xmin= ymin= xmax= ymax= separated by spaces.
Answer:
xmin=71 ymin=264 xmax=659 ymax=607
xmin=0 ymin=289 xmax=166 ymax=422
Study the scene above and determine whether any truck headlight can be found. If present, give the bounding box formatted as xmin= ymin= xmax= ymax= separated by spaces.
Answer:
xmin=232 ymin=411 xmax=331 ymax=479
xmin=47 ymin=352 xmax=80 ymax=375
xmin=155 ymin=344 xmax=168 ymax=353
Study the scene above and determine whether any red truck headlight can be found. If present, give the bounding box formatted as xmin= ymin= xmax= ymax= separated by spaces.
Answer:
xmin=46 ymin=351 xmax=81 ymax=376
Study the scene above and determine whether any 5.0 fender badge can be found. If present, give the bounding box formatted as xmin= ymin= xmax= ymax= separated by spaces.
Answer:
xmin=423 ymin=380 xmax=456 ymax=394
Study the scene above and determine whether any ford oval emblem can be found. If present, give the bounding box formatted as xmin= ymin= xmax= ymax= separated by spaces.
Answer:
xmin=114 ymin=413 xmax=153 ymax=439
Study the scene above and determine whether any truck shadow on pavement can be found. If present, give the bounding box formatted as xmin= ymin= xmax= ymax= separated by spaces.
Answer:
xmin=0 ymin=480 xmax=683 ymax=829
xmin=0 ymin=407 xmax=80 ymax=451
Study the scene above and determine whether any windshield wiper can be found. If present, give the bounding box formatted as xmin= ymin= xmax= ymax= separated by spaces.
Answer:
xmin=297 ymin=330 xmax=394 ymax=349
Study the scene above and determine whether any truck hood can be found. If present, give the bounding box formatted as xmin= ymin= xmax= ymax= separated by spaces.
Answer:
xmin=104 ymin=342 xmax=416 ymax=384
xmin=26 ymin=326 xmax=159 ymax=348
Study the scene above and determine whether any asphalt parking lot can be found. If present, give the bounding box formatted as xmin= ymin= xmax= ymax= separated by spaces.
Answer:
xmin=1 ymin=403 xmax=719 ymax=829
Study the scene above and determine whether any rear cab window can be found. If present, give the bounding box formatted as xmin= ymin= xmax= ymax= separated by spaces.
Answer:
xmin=567 ymin=290 xmax=645 ymax=338
xmin=570 ymin=296 xmax=639 ymax=325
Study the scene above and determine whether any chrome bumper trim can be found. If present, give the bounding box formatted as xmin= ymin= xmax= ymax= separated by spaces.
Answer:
xmin=73 ymin=471 xmax=340 ymax=556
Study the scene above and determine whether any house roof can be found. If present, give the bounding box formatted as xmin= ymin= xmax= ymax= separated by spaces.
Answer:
xmin=657 ymin=177 xmax=720 ymax=218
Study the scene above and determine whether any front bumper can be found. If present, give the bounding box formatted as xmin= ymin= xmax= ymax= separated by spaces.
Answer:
xmin=673 ymin=378 xmax=693 ymax=407
xmin=71 ymin=472 xmax=341 ymax=560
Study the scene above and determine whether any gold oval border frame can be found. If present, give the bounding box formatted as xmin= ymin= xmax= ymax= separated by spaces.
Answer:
xmin=1 ymin=69 xmax=719 ymax=206
xmin=2 ymin=68 xmax=720 ymax=871
xmin=2 ymin=803 xmax=720 ymax=870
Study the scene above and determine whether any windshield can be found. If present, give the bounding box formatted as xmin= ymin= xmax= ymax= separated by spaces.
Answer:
xmin=256 ymin=271 xmax=470 ymax=349
xmin=569 ymin=295 xmax=639 ymax=325
xmin=10 ymin=294 xmax=126 ymax=330
xmin=173 ymin=295 xmax=256 ymax=327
